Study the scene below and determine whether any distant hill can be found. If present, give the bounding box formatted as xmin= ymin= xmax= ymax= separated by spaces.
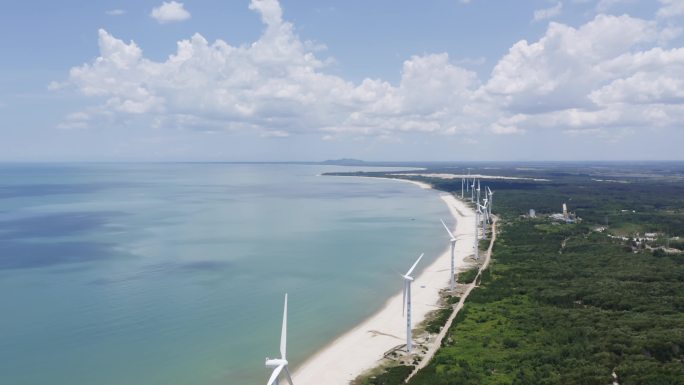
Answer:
xmin=321 ymin=158 xmax=368 ymax=166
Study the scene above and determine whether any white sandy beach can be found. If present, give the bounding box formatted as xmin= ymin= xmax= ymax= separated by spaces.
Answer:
xmin=292 ymin=179 xmax=475 ymax=385
xmin=393 ymin=173 xmax=550 ymax=182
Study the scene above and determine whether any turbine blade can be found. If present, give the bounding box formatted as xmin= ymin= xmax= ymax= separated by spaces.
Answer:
xmin=405 ymin=253 xmax=424 ymax=276
xmin=267 ymin=364 xmax=285 ymax=385
xmin=280 ymin=294 xmax=287 ymax=360
xmin=440 ymin=219 xmax=455 ymax=240
xmin=285 ymin=366 xmax=294 ymax=385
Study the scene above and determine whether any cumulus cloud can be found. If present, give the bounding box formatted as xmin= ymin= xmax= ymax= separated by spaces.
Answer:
xmin=480 ymin=14 xmax=684 ymax=134
xmin=150 ymin=1 xmax=191 ymax=23
xmin=533 ymin=2 xmax=563 ymax=22
xmin=57 ymin=0 xmax=684 ymax=141
xmin=657 ymin=0 xmax=684 ymax=19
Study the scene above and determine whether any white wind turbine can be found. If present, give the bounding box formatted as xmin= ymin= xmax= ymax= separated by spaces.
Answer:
xmin=265 ymin=294 xmax=293 ymax=385
xmin=466 ymin=170 xmax=471 ymax=193
xmin=476 ymin=180 xmax=481 ymax=207
xmin=441 ymin=219 xmax=458 ymax=291
xmin=402 ymin=253 xmax=424 ymax=353
xmin=474 ymin=206 xmax=480 ymax=259
xmin=479 ymin=203 xmax=487 ymax=239
xmin=487 ymin=187 xmax=494 ymax=217
xmin=461 ymin=177 xmax=465 ymax=199
xmin=470 ymin=178 xmax=476 ymax=202
xmin=483 ymin=197 xmax=489 ymax=224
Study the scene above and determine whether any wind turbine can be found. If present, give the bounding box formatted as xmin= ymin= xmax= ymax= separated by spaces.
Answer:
xmin=466 ymin=170 xmax=471 ymax=192
xmin=487 ymin=187 xmax=494 ymax=217
xmin=483 ymin=197 xmax=489 ymax=224
xmin=461 ymin=177 xmax=465 ymax=199
xmin=479 ymin=203 xmax=487 ymax=239
xmin=402 ymin=253 xmax=424 ymax=353
xmin=474 ymin=207 xmax=480 ymax=259
xmin=441 ymin=219 xmax=458 ymax=291
xmin=265 ymin=294 xmax=293 ymax=385
xmin=470 ymin=179 xmax=476 ymax=202
xmin=476 ymin=180 xmax=481 ymax=207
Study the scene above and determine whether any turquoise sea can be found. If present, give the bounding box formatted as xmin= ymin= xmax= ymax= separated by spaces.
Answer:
xmin=0 ymin=163 xmax=450 ymax=385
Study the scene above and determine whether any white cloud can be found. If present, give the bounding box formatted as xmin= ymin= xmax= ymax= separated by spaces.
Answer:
xmin=260 ymin=129 xmax=290 ymax=138
xmin=150 ymin=1 xmax=191 ymax=24
xmin=484 ymin=15 xmax=657 ymax=112
xmin=657 ymin=0 xmax=684 ymax=19
xmin=479 ymin=13 xmax=684 ymax=135
xmin=57 ymin=0 xmax=684 ymax=142
xmin=533 ymin=2 xmax=563 ymax=22
xmin=106 ymin=9 xmax=125 ymax=16
xmin=659 ymin=25 xmax=684 ymax=45
xmin=589 ymin=47 xmax=684 ymax=105
xmin=57 ymin=112 xmax=91 ymax=130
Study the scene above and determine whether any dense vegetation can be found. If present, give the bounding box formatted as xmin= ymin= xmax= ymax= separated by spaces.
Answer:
xmin=409 ymin=220 xmax=684 ymax=385
xmin=335 ymin=162 xmax=684 ymax=385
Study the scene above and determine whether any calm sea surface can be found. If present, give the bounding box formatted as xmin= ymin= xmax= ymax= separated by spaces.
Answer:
xmin=0 ymin=163 xmax=450 ymax=385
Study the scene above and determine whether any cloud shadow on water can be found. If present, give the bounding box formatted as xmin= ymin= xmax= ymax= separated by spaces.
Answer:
xmin=0 ymin=212 xmax=125 ymax=240
xmin=0 ymin=211 xmax=131 ymax=270
xmin=0 ymin=183 xmax=138 ymax=200
xmin=0 ymin=241 xmax=120 ymax=270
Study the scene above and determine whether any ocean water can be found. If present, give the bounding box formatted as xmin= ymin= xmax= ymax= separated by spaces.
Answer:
xmin=0 ymin=163 xmax=451 ymax=385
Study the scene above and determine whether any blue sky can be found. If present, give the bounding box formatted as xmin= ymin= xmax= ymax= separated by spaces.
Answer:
xmin=1 ymin=0 xmax=683 ymax=161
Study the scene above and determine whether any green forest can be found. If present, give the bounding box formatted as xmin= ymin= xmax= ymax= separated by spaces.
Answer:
xmin=338 ymin=163 xmax=684 ymax=385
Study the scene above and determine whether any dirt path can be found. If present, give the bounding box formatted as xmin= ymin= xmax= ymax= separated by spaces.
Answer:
xmin=405 ymin=210 xmax=499 ymax=382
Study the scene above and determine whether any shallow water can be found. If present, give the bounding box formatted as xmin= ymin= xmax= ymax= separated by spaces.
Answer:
xmin=0 ymin=163 xmax=450 ymax=385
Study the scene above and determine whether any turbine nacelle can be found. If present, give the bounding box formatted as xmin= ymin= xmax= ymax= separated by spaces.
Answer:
xmin=265 ymin=358 xmax=288 ymax=368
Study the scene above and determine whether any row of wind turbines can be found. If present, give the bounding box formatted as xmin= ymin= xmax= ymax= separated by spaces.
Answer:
xmin=264 ymin=176 xmax=495 ymax=385
xmin=462 ymin=176 xmax=493 ymax=259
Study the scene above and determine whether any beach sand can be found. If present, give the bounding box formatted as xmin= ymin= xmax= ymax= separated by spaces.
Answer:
xmin=292 ymin=179 xmax=475 ymax=385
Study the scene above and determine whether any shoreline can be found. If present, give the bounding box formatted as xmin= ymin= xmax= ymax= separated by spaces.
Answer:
xmin=392 ymin=173 xmax=550 ymax=182
xmin=292 ymin=177 xmax=476 ymax=385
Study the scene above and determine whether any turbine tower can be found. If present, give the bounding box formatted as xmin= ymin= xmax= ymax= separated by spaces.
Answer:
xmin=466 ymin=170 xmax=471 ymax=192
xmin=441 ymin=219 xmax=458 ymax=291
xmin=483 ymin=197 xmax=489 ymax=224
xmin=487 ymin=187 xmax=494 ymax=217
xmin=476 ymin=180 xmax=481 ymax=207
xmin=479 ymin=203 xmax=487 ymax=239
xmin=474 ymin=207 xmax=480 ymax=259
xmin=265 ymin=294 xmax=293 ymax=385
xmin=461 ymin=177 xmax=465 ymax=199
xmin=402 ymin=253 xmax=424 ymax=353
xmin=470 ymin=179 xmax=476 ymax=202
